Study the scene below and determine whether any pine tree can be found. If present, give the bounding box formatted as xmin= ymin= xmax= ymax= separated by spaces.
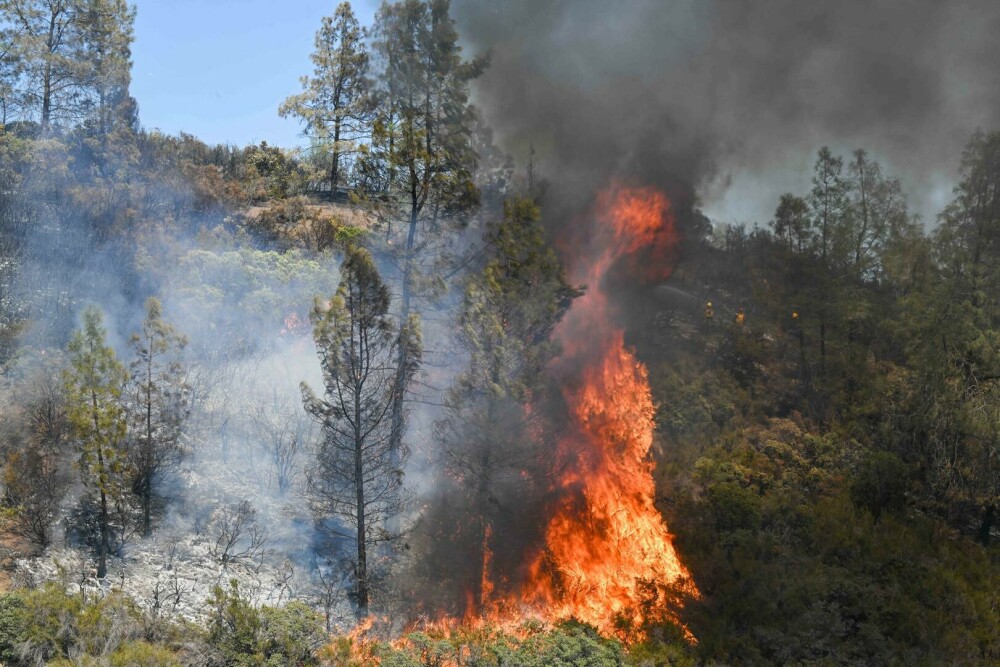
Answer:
xmin=126 ymin=297 xmax=188 ymax=538
xmin=301 ymin=246 xmax=420 ymax=616
xmin=844 ymin=149 xmax=908 ymax=282
xmin=809 ymin=147 xmax=850 ymax=378
xmin=903 ymin=131 xmax=1000 ymax=544
xmin=362 ymin=0 xmax=486 ymax=460
xmin=77 ymin=0 xmax=135 ymax=138
xmin=434 ymin=197 xmax=577 ymax=612
xmin=279 ymin=1 xmax=371 ymax=192
xmin=0 ymin=0 xmax=87 ymax=130
xmin=64 ymin=305 xmax=129 ymax=579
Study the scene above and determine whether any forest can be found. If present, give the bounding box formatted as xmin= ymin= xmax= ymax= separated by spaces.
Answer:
xmin=0 ymin=0 xmax=998 ymax=665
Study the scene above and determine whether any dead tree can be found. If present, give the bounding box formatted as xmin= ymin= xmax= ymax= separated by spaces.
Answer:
xmin=207 ymin=500 xmax=268 ymax=569
xmin=249 ymin=395 xmax=308 ymax=496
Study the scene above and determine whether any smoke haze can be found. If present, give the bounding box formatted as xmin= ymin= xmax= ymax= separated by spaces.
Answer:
xmin=454 ymin=0 xmax=1000 ymax=225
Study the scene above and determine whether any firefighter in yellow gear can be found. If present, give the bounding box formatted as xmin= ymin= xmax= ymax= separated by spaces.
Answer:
xmin=735 ymin=307 xmax=745 ymax=326
xmin=704 ymin=301 xmax=714 ymax=322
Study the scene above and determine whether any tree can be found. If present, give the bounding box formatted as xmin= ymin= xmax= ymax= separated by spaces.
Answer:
xmin=64 ymin=305 xmax=129 ymax=579
xmin=900 ymin=131 xmax=1000 ymax=543
xmin=844 ymin=149 xmax=908 ymax=282
xmin=851 ymin=450 xmax=908 ymax=522
xmin=361 ymin=0 xmax=486 ymax=462
xmin=77 ymin=0 xmax=134 ymax=138
xmin=0 ymin=19 xmax=26 ymax=123
xmin=0 ymin=0 xmax=86 ymax=130
xmin=0 ymin=0 xmax=134 ymax=131
xmin=301 ymin=246 xmax=420 ymax=616
xmin=771 ymin=193 xmax=812 ymax=254
xmin=809 ymin=147 xmax=850 ymax=377
xmin=126 ymin=297 xmax=188 ymax=538
xmin=207 ymin=500 xmax=268 ymax=569
xmin=279 ymin=1 xmax=371 ymax=192
xmin=432 ymin=197 xmax=577 ymax=613
xmin=1 ymin=358 xmax=72 ymax=549
xmin=249 ymin=394 xmax=307 ymax=496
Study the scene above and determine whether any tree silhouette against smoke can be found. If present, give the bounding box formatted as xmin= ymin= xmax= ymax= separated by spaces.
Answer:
xmin=301 ymin=246 xmax=420 ymax=617
xmin=360 ymin=0 xmax=486 ymax=464
xmin=421 ymin=196 xmax=578 ymax=615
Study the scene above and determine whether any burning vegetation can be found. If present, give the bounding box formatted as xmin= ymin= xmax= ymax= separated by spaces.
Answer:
xmin=0 ymin=0 xmax=998 ymax=665
xmin=517 ymin=187 xmax=696 ymax=638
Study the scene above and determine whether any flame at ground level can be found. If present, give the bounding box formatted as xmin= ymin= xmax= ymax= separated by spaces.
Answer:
xmin=515 ymin=185 xmax=697 ymax=638
xmin=521 ymin=333 xmax=696 ymax=637
xmin=394 ymin=185 xmax=697 ymax=647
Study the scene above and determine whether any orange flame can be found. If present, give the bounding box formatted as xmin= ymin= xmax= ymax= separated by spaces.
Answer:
xmin=514 ymin=185 xmax=696 ymax=639
xmin=401 ymin=185 xmax=696 ymax=647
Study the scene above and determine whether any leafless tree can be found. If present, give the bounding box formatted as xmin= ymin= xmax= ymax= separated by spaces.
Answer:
xmin=1 ymin=362 xmax=73 ymax=549
xmin=207 ymin=500 xmax=268 ymax=569
xmin=249 ymin=394 xmax=309 ymax=496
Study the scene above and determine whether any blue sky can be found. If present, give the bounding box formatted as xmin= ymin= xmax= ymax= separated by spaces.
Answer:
xmin=131 ymin=0 xmax=380 ymax=148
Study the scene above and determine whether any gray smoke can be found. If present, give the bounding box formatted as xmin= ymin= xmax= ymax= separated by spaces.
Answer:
xmin=453 ymin=0 xmax=1000 ymax=226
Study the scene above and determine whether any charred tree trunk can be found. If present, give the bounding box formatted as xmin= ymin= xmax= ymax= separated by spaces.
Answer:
xmin=354 ymin=359 xmax=369 ymax=616
xmin=978 ymin=504 xmax=996 ymax=546
xmin=92 ymin=390 xmax=109 ymax=580
xmin=143 ymin=365 xmax=153 ymax=537
xmin=331 ymin=117 xmax=342 ymax=192
xmin=390 ymin=189 xmax=419 ymax=464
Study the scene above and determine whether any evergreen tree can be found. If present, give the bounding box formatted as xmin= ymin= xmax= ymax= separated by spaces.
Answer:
xmin=771 ymin=193 xmax=812 ymax=254
xmin=78 ymin=0 xmax=135 ymax=138
xmin=0 ymin=0 xmax=87 ymax=130
xmin=0 ymin=21 xmax=25 ymax=123
xmin=279 ymin=1 xmax=371 ymax=192
xmin=809 ymin=147 xmax=850 ymax=378
xmin=433 ymin=197 xmax=577 ymax=613
xmin=844 ymin=149 xmax=908 ymax=282
xmin=301 ymin=247 xmax=420 ymax=616
xmin=901 ymin=131 xmax=1000 ymax=543
xmin=126 ymin=297 xmax=188 ymax=538
xmin=362 ymin=0 xmax=486 ymax=460
xmin=64 ymin=305 xmax=129 ymax=579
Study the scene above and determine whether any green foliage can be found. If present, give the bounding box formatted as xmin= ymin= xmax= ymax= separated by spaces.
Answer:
xmin=279 ymin=1 xmax=372 ymax=190
xmin=64 ymin=306 xmax=131 ymax=578
xmin=207 ymin=580 xmax=265 ymax=666
xmin=169 ymin=244 xmax=339 ymax=357
xmin=662 ymin=416 xmax=1000 ymax=664
xmin=207 ymin=581 xmax=323 ymax=667
xmin=851 ymin=450 xmax=909 ymax=521
xmin=241 ymin=141 xmax=310 ymax=201
xmin=108 ymin=640 xmax=182 ymax=666
xmin=15 ymin=584 xmax=146 ymax=664
xmin=247 ymin=196 xmax=367 ymax=252
xmin=127 ymin=296 xmax=189 ymax=537
xmin=370 ymin=621 xmax=628 ymax=667
xmin=0 ymin=593 xmax=27 ymax=664
xmin=258 ymin=602 xmax=325 ymax=667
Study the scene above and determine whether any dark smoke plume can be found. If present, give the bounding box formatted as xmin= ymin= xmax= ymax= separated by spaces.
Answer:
xmin=454 ymin=0 xmax=1000 ymax=225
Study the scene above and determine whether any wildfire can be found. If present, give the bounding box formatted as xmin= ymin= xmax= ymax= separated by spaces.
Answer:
xmin=395 ymin=185 xmax=696 ymax=650
xmin=514 ymin=185 xmax=696 ymax=638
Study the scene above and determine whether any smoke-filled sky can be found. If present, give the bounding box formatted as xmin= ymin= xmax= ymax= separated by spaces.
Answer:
xmin=451 ymin=0 xmax=1000 ymax=226
xmin=132 ymin=0 xmax=1000 ymax=226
